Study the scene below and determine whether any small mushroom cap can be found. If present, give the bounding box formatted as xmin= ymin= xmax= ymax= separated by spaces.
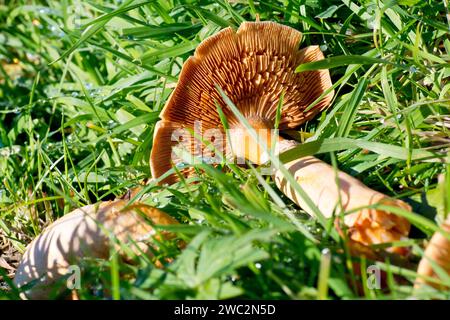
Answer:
xmin=150 ymin=21 xmax=334 ymax=183
xmin=13 ymin=200 xmax=178 ymax=299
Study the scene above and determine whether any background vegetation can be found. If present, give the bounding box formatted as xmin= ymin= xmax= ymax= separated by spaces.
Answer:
xmin=0 ymin=0 xmax=449 ymax=299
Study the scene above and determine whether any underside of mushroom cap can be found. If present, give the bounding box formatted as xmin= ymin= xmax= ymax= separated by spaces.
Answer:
xmin=150 ymin=21 xmax=334 ymax=183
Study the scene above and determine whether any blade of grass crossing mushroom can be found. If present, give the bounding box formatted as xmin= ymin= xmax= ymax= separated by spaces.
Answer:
xmin=248 ymin=164 xmax=287 ymax=210
xmin=174 ymin=147 xmax=315 ymax=241
xmin=215 ymin=84 xmax=338 ymax=241
xmin=415 ymin=245 xmax=450 ymax=287
xmin=279 ymin=137 xmax=445 ymax=164
xmin=345 ymin=203 xmax=450 ymax=238
xmin=271 ymin=91 xmax=284 ymax=156
xmin=376 ymin=259 xmax=450 ymax=290
xmin=216 ymin=102 xmax=246 ymax=180
xmin=329 ymin=151 xmax=359 ymax=290
xmin=296 ymin=55 xmax=411 ymax=75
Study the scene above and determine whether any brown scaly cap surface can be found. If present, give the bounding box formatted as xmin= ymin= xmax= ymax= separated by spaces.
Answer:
xmin=150 ymin=21 xmax=334 ymax=184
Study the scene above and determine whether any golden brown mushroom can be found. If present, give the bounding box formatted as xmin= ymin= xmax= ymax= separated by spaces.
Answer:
xmin=14 ymin=200 xmax=178 ymax=299
xmin=150 ymin=21 xmax=411 ymax=255
xmin=415 ymin=216 xmax=450 ymax=291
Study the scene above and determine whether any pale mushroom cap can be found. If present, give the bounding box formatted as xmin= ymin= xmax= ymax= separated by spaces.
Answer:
xmin=14 ymin=200 xmax=178 ymax=299
xmin=150 ymin=21 xmax=334 ymax=183
xmin=415 ymin=216 xmax=450 ymax=290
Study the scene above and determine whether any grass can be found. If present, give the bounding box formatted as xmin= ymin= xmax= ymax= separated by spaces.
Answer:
xmin=0 ymin=0 xmax=449 ymax=300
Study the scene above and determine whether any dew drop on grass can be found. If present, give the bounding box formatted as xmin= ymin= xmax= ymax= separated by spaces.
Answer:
xmin=255 ymin=263 xmax=262 ymax=269
xmin=84 ymin=82 xmax=93 ymax=91
xmin=38 ymin=8 xmax=50 ymax=14
xmin=176 ymin=162 xmax=186 ymax=169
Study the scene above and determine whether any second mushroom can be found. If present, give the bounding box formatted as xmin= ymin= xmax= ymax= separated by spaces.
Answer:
xmin=150 ymin=21 xmax=411 ymax=255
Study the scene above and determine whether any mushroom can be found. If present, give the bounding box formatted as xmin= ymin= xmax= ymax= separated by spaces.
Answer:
xmin=149 ymin=21 xmax=411 ymax=254
xmin=415 ymin=216 xmax=450 ymax=291
xmin=13 ymin=200 xmax=178 ymax=299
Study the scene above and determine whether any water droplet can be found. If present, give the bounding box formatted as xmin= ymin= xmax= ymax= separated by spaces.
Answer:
xmin=38 ymin=8 xmax=50 ymax=14
xmin=71 ymin=91 xmax=79 ymax=97
xmin=320 ymin=44 xmax=328 ymax=52
xmin=255 ymin=263 xmax=262 ymax=269
xmin=176 ymin=162 xmax=186 ymax=169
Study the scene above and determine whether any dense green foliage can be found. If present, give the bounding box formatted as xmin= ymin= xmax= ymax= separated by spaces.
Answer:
xmin=0 ymin=0 xmax=449 ymax=299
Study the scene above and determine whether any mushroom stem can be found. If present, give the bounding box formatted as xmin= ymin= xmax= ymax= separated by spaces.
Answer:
xmin=230 ymin=121 xmax=411 ymax=254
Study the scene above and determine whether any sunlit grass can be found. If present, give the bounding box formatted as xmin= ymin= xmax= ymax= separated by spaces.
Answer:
xmin=0 ymin=0 xmax=449 ymax=299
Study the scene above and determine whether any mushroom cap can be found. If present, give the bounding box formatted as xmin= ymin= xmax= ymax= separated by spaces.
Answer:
xmin=14 ymin=200 xmax=178 ymax=299
xmin=415 ymin=216 xmax=450 ymax=290
xmin=150 ymin=21 xmax=334 ymax=183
